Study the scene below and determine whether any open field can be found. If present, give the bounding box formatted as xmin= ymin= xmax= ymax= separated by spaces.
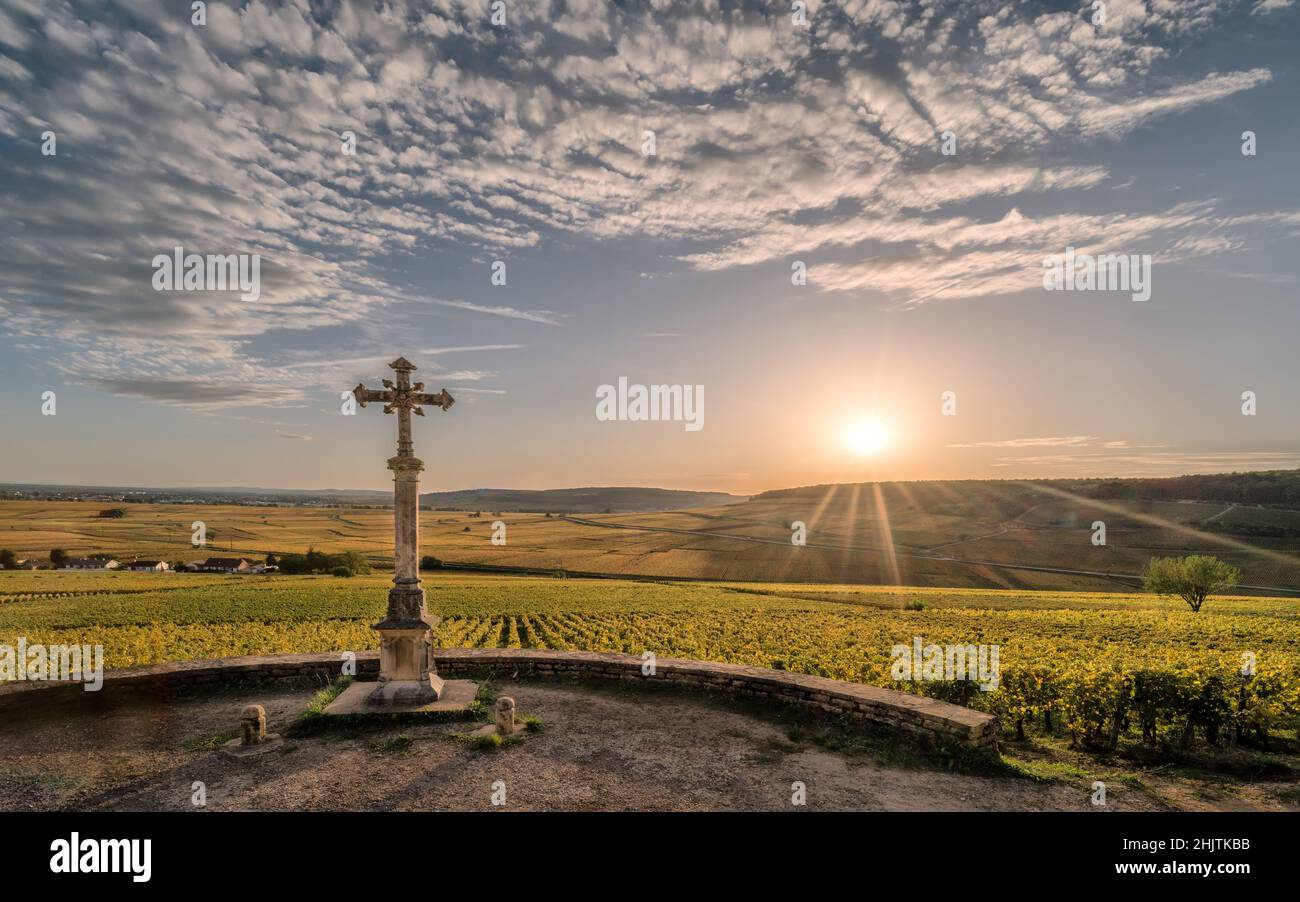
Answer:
xmin=5 ymin=494 xmax=1300 ymax=592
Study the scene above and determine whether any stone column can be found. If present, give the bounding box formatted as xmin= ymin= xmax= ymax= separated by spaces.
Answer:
xmin=369 ymin=454 xmax=444 ymax=704
xmin=390 ymin=454 xmax=423 ymax=601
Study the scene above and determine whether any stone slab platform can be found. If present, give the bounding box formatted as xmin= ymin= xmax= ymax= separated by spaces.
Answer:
xmin=468 ymin=722 xmax=529 ymax=740
xmin=322 ymin=679 xmax=478 ymax=717
xmin=222 ymin=734 xmax=284 ymax=758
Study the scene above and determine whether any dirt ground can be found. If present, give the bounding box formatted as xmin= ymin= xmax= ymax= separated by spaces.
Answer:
xmin=0 ymin=680 xmax=1172 ymax=812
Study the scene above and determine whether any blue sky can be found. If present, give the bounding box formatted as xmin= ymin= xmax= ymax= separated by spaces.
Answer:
xmin=0 ymin=0 xmax=1297 ymax=493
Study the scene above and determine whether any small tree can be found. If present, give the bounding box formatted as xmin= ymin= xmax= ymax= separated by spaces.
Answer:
xmin=0 ymin=549 xmax=16 ymax=569
xmin=278 ymin=553 xmax=309 ymax=574
xmin=1143 ymin=554 xmax=1241 ymax=612
xmin=50 ymin=548 xmax=68 ymax=567
xmin=330 ymin=550 xmax=371 ymax=575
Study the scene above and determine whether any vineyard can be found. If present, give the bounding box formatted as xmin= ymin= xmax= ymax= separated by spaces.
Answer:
xmin=2 ymin=570 xmax=1297 ymax=755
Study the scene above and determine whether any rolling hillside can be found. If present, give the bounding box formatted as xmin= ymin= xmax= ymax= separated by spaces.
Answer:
xmin=417 ymin=486 xmax=746 ymax=513
xmin=3 ymin=471 xmax=1299 ymax=592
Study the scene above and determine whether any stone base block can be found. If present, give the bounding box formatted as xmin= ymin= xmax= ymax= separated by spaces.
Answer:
xmin=366 ymin=675 xmax=446 ymax=706
xmin=321 ymin=679 xmax=478 ymax=717
xmin=222 ymin=734 xmax=283 ymax=758
xmin=467 ymin=722 xmax=529 ymax=740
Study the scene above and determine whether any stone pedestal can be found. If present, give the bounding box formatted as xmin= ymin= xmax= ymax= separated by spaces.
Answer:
xmin=369 ymin=624 xmax=444 ymax=705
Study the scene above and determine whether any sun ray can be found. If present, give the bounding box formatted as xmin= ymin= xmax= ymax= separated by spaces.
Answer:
xmin=840 ymin=482 xmax=862 ymax=583
xmin=776 ymin=483 xmax=841 ymax=583
xmin=871 ymin=482 xmax=902 ymax=585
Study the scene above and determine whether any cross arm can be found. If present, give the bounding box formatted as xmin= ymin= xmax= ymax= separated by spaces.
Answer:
xmin=352 ymin=383 xmax=394 ymax=407
xmin=410 ymin=388 xmax=455 ymax=413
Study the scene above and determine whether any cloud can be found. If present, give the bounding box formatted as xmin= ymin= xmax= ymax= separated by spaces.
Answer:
xmin=1076 ymin=69 xmax=1273 ymax=138
xmin=949 ymin=436 xmax=1099 ymax=449
xmin=1194 ymin=268 xmax=1299 ymax=285
xmin=797 ymin=200 xmax=1296 ymax=303
xmin=0 ymin=0 xmax=1283 ymax=403
xmin=87 ymin=377 xmax=305 ymax=408
xmin=421 ymin=344 xmax=525 ymax=355
xmin=427 ymin=300 xmax=565 ymax=325
xmin=1252 ymin=0 xmax=1295 ymax=14
xmin=275 ymin=344 xmax=525 ymax=372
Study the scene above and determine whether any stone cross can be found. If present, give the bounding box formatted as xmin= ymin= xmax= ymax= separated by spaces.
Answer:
xmin=352 ymin=357 xmax=454 ymax=704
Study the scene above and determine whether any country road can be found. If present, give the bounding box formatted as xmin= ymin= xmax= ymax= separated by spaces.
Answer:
xmin=924 ymin=525 xmax=1011 ymax=552
xmin=560 ymin=515 xmax=1300 ymax=597
xmin=1205 ymin=503 xmax=1238 ymax=523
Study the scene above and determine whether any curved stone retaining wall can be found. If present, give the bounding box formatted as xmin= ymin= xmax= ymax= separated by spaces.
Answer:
xmin=0 ymin=648 xmax=997 ymax=751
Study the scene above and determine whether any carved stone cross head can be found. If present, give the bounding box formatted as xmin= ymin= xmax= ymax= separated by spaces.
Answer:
xmin=352 ymin=357 xmax=454 ymax=459
xmin=352 ymin=357 xmax=455 ymax=418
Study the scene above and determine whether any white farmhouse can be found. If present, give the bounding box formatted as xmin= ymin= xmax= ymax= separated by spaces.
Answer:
xmin=125 ymin=560 xmax=170 ymax=572
xmin=62 ymin=558 xmax=120 ymax=570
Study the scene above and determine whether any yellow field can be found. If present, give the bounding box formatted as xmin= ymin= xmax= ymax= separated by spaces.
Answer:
xmin=4 ymin=497 xmax=1299 ymax=592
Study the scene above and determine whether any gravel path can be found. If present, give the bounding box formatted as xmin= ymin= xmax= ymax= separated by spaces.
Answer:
xmin=0 ymin=681 xmax=1159 ymax=812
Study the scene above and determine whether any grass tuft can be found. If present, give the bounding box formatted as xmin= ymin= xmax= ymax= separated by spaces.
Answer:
xmin=367 ymin=732 xmax=414 ymax=756
xmin=469 ymin=732 xmax=504 ymax=750
xmin=182 ymin=727 xmax=240 ymax=753
xmin=286 ymin=676 xmax=352 ymax=736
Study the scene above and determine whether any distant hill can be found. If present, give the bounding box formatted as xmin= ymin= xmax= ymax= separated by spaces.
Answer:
xmin=419 ymin=487 xmax=747 ymax=513
xmin=0 ymin=482 xmax=390 ymax=506
xmin=1065 ymin=469 xmax=1300 ymax=506
xmin=754 ymin=469 xmax=1300 ymax=509
xmin=0 ymin=482 xmax=745 ymax=513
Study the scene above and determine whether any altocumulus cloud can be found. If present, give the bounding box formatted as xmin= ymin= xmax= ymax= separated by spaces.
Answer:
xmin=88 ymin=377 xmax=306 ymax=407
xmin=0 ymin=0 xmax=1292 ymax=406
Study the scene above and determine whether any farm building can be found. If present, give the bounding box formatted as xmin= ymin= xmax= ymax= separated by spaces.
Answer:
xmin=190 ymin=557 xmax=252 ymax=573
xmin=0 ymin=559 xmax=39 ymax=570
xmin=62 ymin=558 xmax=120 ymax=570
xmin=125 ymin=560 xmax=170 ymax=572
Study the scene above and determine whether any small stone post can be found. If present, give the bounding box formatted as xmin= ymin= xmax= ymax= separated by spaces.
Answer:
xmin=494 ymin=697 xmax=518 ymax=735
xmin=240 ymin=704 xmax=267 ymax=746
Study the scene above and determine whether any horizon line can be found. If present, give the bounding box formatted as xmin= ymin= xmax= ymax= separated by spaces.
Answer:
xmin=2 ymin=465 xmax=1298 ymax=499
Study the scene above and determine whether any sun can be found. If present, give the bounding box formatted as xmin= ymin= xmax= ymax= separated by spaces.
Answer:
xmin=841 ymin=418 xmax=891 ymax=457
